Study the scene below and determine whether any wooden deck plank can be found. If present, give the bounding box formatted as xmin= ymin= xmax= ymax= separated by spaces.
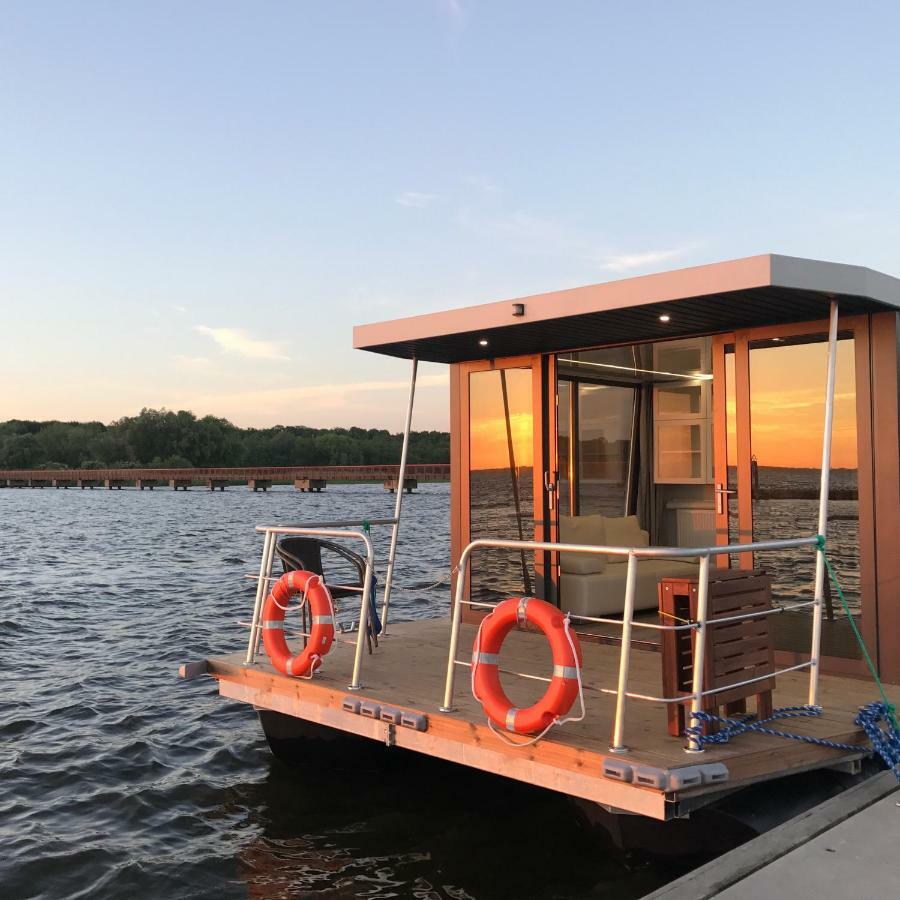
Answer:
xmin=204 ymin=617 xmax=897 ymax=818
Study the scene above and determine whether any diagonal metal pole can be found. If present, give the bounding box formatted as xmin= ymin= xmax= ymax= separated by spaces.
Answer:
xmin=808 ymin=300 xmax=839 ymax=707
xmin=380 ymin=357 xmax=418 ymax=635
xmin=500 ymin=368 xmax=532 ymax=595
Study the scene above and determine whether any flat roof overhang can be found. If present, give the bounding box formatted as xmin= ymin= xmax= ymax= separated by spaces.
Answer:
xmin=353 ymin=254 xmax=900 ymax=363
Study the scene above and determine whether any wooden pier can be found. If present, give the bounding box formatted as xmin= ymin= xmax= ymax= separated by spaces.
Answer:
xmin=384 ymin=475 xmax=418 ymax=493
xmin=294 ymin=478 xmax=326 ymax=492
xmin=1 ymin=465 xmax=448 ymax=494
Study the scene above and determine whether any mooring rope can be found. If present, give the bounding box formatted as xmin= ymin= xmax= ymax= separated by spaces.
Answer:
xmin=686 ymin=537 xmax=900 ymax=781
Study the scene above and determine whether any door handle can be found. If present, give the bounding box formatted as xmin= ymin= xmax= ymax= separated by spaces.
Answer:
xmin=715 ymin=483 xmax=737 ymax=515
xmin=544 ymin=471 xmax=557 ymax=510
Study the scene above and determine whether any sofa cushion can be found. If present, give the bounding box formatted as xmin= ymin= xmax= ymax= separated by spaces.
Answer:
xmin=558 ymin=514 xmax=607 ymax=574
xmin=604 ymin=515 xmax=649 ymax=548
xmin=561 ymin=559 xmax=700 ymax=617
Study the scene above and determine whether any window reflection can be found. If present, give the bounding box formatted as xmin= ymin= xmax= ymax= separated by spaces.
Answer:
xmin=576 ymin=384 xmax=636 ymax=516
xmin=748 ymin=336 xmax=861 ymax=660
xmin=469 ymin=368 xmax=535 ymax=603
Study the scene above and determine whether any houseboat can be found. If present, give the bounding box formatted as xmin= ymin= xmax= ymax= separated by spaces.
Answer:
xmin=183 ymin=254 xmax=900 ymax=828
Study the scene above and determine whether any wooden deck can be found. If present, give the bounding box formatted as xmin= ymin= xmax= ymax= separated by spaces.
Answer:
xmin=198 ymin=618 xmax=896 ymax=821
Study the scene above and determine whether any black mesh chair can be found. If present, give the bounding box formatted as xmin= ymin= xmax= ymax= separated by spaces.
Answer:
xmin=274 ymin=536 xmax=366 ymax=602
xmin=274 ymin=536 xmax=378 ymax=652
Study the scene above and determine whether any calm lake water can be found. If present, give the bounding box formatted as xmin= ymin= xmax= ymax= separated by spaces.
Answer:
xmin=0 ymin=484 xmax=707 ymax=900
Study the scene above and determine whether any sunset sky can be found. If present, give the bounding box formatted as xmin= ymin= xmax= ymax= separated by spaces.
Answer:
xmin=747 ymin=340 xmax=858 ymax=470
xmin=2 ymin=3 xmax=900 ymax=431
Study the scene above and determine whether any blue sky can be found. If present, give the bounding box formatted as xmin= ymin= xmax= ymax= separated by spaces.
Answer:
xmin=2 ymin=1 xmax=899 ymax=430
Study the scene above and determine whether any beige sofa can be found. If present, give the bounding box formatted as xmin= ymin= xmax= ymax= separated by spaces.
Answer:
xmin=559 ymin=514 xmax=699 ymax=617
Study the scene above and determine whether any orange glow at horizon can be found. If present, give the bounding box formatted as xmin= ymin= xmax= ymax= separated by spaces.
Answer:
xmin=468 ymin=340 xmax=860 ymax=476
xmin=469 ymin=369 xmax=534 ymax=471
xmin=731 ymin=340 xmax=858 ymax=470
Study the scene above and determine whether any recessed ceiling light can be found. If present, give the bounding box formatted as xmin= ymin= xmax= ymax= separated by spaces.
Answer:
xmin=478 ymin=338 xmax=489 ymax=347
xmin=659 ymin=314 xmax=671 ymax=323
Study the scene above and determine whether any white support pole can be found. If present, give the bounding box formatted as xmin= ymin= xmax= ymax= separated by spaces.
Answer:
xmin=349 ymin=531 xmax=376 ymax=691
xmin=808 ymin=300 xmax=840 ymax=707
xmin=380 ymin=357 xmax=418 ymax=635
xmin=245 ymin=530 xmax=275 ymax=664
xmin=609 ymin=552 xmax=638 ymax=752
xmin=686 ymin=553 xmax=711 ymax=752
xmin=440 ymin=543 xmax=472 ymax=712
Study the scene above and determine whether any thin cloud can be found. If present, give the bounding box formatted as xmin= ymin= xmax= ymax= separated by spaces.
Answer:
xmin=461 ymin=174 xmax=500 ymax=195
xmin=170 ymin=304 xmax=188 ymax=314
xmin=396 ymin=191 xmax=438 ymax=208
xmin=596 ymin=247 xmax=694 ymax=273
xmin=172 ymin=355 xmax=212 ymax=371
xmin=166 ymin=373 xmax=450 ymax=425
xmin=195 ymin=326 xmax=289 ymax=361
xmin=456 ymin=206 xmax=576 ymax=256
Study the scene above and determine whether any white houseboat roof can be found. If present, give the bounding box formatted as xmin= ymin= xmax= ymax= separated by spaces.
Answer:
xmin=353 ymin=254 xmax=900 ymax=363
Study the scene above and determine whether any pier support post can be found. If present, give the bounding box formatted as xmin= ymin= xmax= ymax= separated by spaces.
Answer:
xmin=294 ymin=478 xmax=326 ymax=492
xmin=383 ymin=476 xmax=417 ymax=494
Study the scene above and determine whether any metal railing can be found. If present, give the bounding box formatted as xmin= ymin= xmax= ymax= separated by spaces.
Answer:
xmin=244 ymin=518 xmax=397 ymax=690
xmin=440 ymin=534 xmax=821 ymax=753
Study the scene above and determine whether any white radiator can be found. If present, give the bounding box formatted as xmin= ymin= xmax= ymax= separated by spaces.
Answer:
xmin=672 ymin=503 xmax=715 ymax=547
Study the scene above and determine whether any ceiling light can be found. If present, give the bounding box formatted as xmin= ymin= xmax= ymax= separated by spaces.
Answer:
xmin=659 ymin=314 xmax=671 ymax=323
xmin=478 ymin=339 xmax=489 ymax=347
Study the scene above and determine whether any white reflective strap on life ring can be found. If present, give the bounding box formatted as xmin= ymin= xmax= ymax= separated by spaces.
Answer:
xmin=505 ymin=707 xmax=519 ymax=732
xmin=312 ymin=615 xmax=334 ymax=626
xmin=516 ymin=596 xmax=529 ymax=626
xmin=287 ymin=571 xmax=297 ymax=589
xmin=285 ymin=656 xmax=297 ymax=675
xmin=553 ymin=664 xmax=579 ymax=680
xmin=262 ymin=620 xmax=284 ymax=630
xmin=473 ymin=652 xmax=499 ymax=665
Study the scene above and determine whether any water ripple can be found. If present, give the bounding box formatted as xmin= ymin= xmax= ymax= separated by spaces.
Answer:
xmin=0 ymin=484 xmax=688 ymax=899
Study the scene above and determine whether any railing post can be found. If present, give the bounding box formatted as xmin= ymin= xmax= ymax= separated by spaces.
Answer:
xmin=686 ymin=553 xmax=711 ymax=752
xmin=809 ymin=299 xmax=839 ymax=707
xmin=440 ymin=545 xmax=471 ymax=712
xmin=349 ymin=531 xmax=376 ymax=691
xmin=246 ymin=529 xmax=275 ymax=664
xmin=381 ymin=357 xmax=418 ymax=635
xmin=610 ymin=552 xmax=638 ymax=752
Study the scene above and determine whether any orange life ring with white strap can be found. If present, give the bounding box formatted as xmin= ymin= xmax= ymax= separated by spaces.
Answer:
xmin=262 ymin=570 xmax=335 ymax=677
xmin=472 ymin=596 xmax=583 ymax=735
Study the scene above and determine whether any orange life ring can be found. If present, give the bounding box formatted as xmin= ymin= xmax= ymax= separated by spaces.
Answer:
xmin=261 ymin=570 xmax=335 ymax=677
xmin=472 ymin=596 xmax=583 ymax=735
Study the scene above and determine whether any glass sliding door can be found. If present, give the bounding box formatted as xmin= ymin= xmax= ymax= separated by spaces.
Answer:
xmin=576 ymin=384 xmax=637 ymax=516
xmin=714 ymin=317 xmax=875 ymax=673
xmin=556 ymin=379 xmax=638 ymax=518
xmin=747 ymin=333 xmax=863 ymax=661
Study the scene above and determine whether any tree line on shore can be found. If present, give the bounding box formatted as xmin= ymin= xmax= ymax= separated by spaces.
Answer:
xmin=0 ymin=408 xmax=449 ymax=469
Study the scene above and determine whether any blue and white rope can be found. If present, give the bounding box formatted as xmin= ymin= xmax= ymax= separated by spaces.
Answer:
xmin=686 ymin=705 xmax=866 ymax=753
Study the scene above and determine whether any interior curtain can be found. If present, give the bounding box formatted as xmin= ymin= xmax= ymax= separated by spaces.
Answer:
xmin=636 ymin=383 xmax=655 ymax=540
xmin=633 ymin=341 xmax=661 ymax=543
